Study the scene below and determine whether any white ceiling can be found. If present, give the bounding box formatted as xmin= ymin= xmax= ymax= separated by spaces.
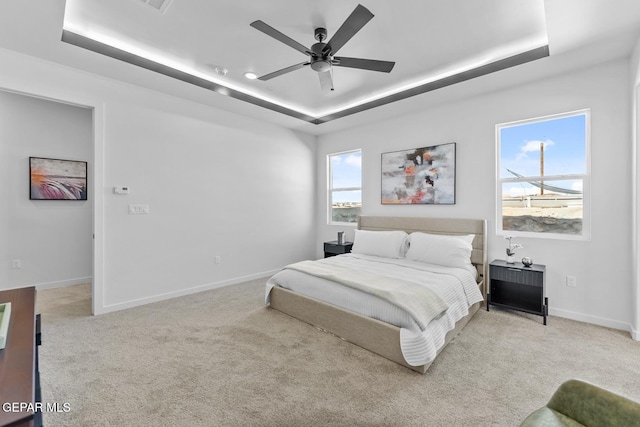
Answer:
xmin=2 ymin=0 xmax=640 ymax=135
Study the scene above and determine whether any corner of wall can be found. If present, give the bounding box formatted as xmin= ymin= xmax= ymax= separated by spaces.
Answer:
xmin=632 ymin=33 xmax=640 ymax=340
xmin=631 ymin=35 xmax=640 ymax=87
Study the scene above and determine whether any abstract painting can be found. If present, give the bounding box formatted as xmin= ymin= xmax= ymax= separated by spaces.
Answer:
xmin=29 ymin=157 xmax=88 ymax=200
xmin=381 ymin=143 xmax=455 ymax=204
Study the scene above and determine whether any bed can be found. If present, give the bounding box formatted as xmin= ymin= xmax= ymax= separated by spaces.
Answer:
xmin=266 ymin=216 xmax=487 ymax=374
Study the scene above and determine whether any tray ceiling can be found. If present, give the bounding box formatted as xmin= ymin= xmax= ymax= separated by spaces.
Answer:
xmin=62 ymin=0 xmax=549 ymax=124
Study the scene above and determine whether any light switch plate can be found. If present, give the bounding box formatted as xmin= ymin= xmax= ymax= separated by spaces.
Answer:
xmin=114 ymin=186 xmax=130 ymax=195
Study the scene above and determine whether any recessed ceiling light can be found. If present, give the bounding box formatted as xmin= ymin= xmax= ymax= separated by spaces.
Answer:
xmin=244 ymin=72 xmax=258 ymax=80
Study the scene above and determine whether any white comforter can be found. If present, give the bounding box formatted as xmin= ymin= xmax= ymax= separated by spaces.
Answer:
xmin=266 ymin=253 xmax=484 ymax=366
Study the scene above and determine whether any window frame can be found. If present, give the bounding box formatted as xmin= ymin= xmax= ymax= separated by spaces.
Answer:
xmin=496 ymin=109 xmax=591 ymax=241
xmin=327 ymin=149 xmax=362 ymax=225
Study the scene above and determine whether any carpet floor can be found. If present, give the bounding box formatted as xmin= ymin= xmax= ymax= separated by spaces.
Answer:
xmin=36 ymin=280 xmax=640 ymax=426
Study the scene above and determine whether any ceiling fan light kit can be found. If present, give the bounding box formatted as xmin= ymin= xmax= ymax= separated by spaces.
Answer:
xmin=250 ymin=3 xmax=395 ymax=93
xmin=310 ymin=29 xmax=332 ymax=73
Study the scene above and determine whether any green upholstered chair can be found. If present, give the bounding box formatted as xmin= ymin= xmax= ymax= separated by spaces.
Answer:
xmin=520 ymin=379 xmax=640 ymax=427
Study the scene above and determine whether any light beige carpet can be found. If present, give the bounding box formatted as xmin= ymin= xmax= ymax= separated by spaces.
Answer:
xmin=36 ymin=280 xmax=640 ymax=426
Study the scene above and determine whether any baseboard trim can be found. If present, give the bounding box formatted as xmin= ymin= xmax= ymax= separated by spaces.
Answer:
xmin=53 ymin=275 xmax=640 ymax=342
xmin=549 ymin=307 xmax=633 ymax=338
xmin=35 ymin=277 xmax=93 ymax=290
xmin=97 ymin=270 xmax=279 ymax=315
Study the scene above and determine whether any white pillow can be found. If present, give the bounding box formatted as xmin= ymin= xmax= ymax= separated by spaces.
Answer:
xmin=351 ymin=229 xmax=409 ymax=259
xmin=405 ymin=232 xmax=474 ymax=269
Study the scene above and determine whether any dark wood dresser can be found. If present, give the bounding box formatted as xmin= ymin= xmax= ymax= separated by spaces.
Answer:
xmin=0 ymin=287 xmax=42 ymax=427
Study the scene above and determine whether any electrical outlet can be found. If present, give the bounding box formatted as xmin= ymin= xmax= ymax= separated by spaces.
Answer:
xmin=566 ymin=275 xmax=577 ymax=287
xmin=11 ymin=259 xmax=21 ymax=269
xmin=128 ymin=204 xmax=149 ymax=214
xmin=214 ymin=256 xmax=221 ymax=264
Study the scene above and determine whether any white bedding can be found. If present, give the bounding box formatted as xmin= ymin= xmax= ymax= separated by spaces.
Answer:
xmin=266 ymin=253 xmax=484 ymax=366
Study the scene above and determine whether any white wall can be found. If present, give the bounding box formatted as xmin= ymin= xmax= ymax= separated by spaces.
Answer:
xmin=0 ymin=48 xmax=317 ymax=313
xmin=0 ymin=90 xmax=93 ymax=290
xmin=316 ymin=59 xmax=633 ymax=334
xmin=100 ymin=100 xmax=316 ymax=309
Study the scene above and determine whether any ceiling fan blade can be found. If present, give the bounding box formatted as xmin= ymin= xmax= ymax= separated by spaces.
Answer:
xmin=318 ymin=70 xmax=334 ymax=93
xmin=250 ymin=20 xmax=312 ymax=56
xmin=323 ymin=4 xmax=374 ymax=55
xmin=332 ymin=56 xmax=395 ymax=73
xmin=258 ymin=62 xmax=310 ymax=81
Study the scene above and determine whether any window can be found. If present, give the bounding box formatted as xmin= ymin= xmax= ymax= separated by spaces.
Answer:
xmin=328 ymin=150 xmax=362 ymax=224
xmin=497 ymin=110 xmax=590 ymax=239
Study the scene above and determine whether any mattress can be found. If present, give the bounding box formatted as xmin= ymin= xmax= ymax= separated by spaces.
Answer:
xmin=266 ymin=253 xmax=484 ymax=366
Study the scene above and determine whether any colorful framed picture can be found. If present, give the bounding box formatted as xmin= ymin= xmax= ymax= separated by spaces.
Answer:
xmin=381 ymin=142 xmax=456 ymax=205
xmin=29 ymin=157 xmax=88 ymax=200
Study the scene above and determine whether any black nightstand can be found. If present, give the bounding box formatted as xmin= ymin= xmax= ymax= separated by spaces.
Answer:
xmin=324 ymin=241 xmax=353 ymax=258
xmin=487 ymin=259 xmax=548 ymax=325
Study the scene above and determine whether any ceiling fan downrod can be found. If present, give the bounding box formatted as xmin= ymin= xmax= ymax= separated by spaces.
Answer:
xmin=311 ymin=27 xmax=331 ymax=72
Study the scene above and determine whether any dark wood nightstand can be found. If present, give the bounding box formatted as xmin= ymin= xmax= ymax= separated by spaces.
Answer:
xmin=487 ymin=259 xmax=548 ymax=325
xmin=324 ymin=241 xmax=353 ymax=258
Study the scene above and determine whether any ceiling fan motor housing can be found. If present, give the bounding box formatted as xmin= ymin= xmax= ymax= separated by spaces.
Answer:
xmin=310 ymin=40 xmax=331 ymax=72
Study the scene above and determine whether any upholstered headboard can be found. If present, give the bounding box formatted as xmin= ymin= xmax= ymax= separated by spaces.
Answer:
xmin=357 ymin=216 xmax=488 ymax=295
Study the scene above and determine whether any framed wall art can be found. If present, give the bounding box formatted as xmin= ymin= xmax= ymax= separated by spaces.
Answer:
xmin=29 ymin=157 xmax=88 ymax=200
xmin=381 ymin=142 xmax=456 ymax=205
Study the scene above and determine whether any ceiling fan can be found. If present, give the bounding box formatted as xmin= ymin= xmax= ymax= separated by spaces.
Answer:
xmin=250 ymin=4 xmax=395 ymax=93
